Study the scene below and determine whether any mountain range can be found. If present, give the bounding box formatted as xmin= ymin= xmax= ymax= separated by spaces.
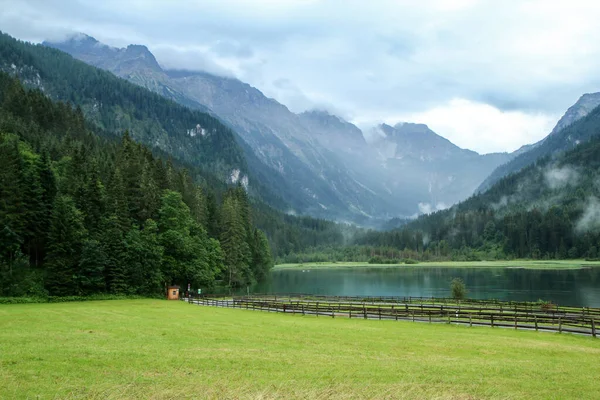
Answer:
xmin=4 ymin=30 xmax=600 ymax=263
xmin=45 ymin=34 xmax=519 ymax=223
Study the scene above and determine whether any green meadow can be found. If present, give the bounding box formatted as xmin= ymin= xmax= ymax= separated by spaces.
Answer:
xmin=1 ymin=300 xmax=599 ymax=399
xmin=274 ymin=259 xmax=600 ymax=270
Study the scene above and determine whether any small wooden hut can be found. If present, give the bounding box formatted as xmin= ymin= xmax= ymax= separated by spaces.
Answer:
xmin=167 ymin=285 xmax=180 ymax=300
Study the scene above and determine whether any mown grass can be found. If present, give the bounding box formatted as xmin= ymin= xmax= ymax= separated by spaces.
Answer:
xmin=1 ymin=300 xmax=599 ymax=399
xmin=274 ymin=259 xmax=600 ymax=270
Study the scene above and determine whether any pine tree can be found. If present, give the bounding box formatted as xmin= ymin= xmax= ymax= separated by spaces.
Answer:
xmin=0 ymin=225 xmax=30 ymax=296
xmin=0 ymin=135 xmax=26 ymax=237
xmin=107 ymin=168 xmax=130 ymax=232
xmin=99 ymin=215 xmax=127 ymax=294
xmin=251 ymin=229 xmax=273 ymax=281
xmin=45 ymin=195 xmax=87 ymax=296
xmin=119 ymin=130 xmax=144 ymax=223
xmin=138 ymin=160 xmax=161 ymax=222
xmin=220 ymin=196 xmax=251 ymax=287
xmin=80 ymin=162 xmax=106 ymax=236
xmin=206 ymin=191 xmax=220 ymax=239
xmin=78 ymin=239 xmax=107 ymax=295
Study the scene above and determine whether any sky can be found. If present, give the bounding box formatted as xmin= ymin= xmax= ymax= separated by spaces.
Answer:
xmin=2 ymin=0 xmax=600 ymax=154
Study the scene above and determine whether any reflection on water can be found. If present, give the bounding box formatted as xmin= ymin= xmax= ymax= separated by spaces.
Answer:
xmin=255 ymin=267 xmax=600 ymax=307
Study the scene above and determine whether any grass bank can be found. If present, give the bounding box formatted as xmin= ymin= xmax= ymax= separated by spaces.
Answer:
xmin=274 ymin=259 xmax=600 ymax=270
xmin=1 ymin=300 xmax=599 ymax=399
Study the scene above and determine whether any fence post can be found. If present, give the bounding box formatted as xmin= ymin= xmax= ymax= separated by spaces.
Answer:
xmin=302 ymin=304 xmax=305 ymax=316
xmin=412 ymin=311 xmax=415 ymax=322
xmin=514 ymin=315 xmax=518 ymax=330
xmin=535 ymin=316 xmax=538 ymax=331
xmin=349 ymin=309 xmax=352 ymax=319
xmin=378 ymin=307 xmax=381 ymax=320
xmin=592 ymin=318 xmax=596 ymax=338
xmin=316 ymin=302 xmax=319 ymax=317
xmin=429 ymin=312 xmax=432 ymax=324
xmin=491 ymin=314 xmax=494 ymax=328
xmin=364 ymin=305 xmax=367 ymax=319
xmin=559 ymin=317 xmax=562 ymax=334
xmin=469 ymin=315 xmax=472 ymax=327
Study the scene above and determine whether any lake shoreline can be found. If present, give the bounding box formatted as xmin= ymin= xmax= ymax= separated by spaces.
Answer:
xmin=274 ymin=260 xmax=600 ymax=270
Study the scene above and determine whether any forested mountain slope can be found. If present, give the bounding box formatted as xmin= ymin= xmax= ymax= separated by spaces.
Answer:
xmin=478 ymin=93 xmax=600 ymax=192
xmin=0 ymin=72 xmax=274 ymax=296
xmin=0 ymin=32 xmax=301 ymax=213
xmin=355 ymin=134 xmax=600 ymax=261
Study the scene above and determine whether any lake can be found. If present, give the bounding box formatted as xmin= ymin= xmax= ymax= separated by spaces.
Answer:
xmin=256 ymin=266 xmax=600 ymax=307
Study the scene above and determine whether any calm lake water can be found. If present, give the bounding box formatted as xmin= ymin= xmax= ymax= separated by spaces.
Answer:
xmin=255 ymin=267 xmax=600 ymax=307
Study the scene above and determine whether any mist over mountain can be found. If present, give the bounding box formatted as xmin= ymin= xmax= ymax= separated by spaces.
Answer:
xmin=478 ymin=92 xmax=600 ymax=192
xmin=370 ymin=122 xmax=513 ymax=213
xmin=46 ymin=33 xmax=517 ymax=223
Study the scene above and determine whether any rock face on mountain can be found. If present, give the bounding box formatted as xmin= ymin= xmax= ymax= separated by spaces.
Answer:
xmin=45 ymin=34 xmax=514 ymax=222
xmin=478 ymin=93 xmax=600 ymax=192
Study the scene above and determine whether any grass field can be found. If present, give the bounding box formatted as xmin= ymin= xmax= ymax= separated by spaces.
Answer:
xmin=1 ymin=300 xmax=599 ymax=399
xmin=274 ymin=260 xmax=600 ymax=270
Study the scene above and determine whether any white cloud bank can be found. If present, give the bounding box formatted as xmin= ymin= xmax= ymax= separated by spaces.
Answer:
xmin=3 ymin=0 xmax=600 ymax=153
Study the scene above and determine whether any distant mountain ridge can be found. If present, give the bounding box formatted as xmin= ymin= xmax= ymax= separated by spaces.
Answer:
xmin=371 ymin=123 xmax=513 ymax=211
xmin=45 ymin=33 xmax=517 ymax=222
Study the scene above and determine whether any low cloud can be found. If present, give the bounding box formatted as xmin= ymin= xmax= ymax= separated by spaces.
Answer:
xmin=418 ymin=202 xmax=448 ymax=215
xmin=544 ymin=166 xmax=579 ymax=190
xmin=576 ymin=197 xmax=600 ymax=233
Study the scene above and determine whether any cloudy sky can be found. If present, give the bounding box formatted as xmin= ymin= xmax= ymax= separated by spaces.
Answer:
xmin=2 ymin=0 xmax=600 ymax=153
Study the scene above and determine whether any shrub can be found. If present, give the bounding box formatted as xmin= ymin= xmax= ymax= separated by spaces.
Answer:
xmin=450 ymin=278 xmax=467 ymax=300
xmin=537 ymin=299 xmax=555 ymax=311
xmin=404 ymin=259 xmax=419 ymax=264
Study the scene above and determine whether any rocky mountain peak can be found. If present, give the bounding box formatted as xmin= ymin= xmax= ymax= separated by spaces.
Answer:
xmin=550 ymin=92 xmax=600 ymax=135
xmin=57 ymin=33 xmax=100 ymax=48
xmin=393 ymin=122 xmax=428 ymax=131
xmin=121 ymin=44 xmax=162 ymax=71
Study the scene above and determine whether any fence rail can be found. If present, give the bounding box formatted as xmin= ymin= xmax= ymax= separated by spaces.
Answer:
xmin=186 ymin=294 xmax=598 ymax=337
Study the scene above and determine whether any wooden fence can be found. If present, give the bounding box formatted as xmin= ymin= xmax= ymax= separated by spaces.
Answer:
xmin=187 ymin=294 xmax=598 ymax=337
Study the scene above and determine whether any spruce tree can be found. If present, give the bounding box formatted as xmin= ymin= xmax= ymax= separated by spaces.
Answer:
xmin=138 ymin=160 xmax=161 ymax=222
xmin=45 ymin=195 xmax=87 ymax=296
xmin=251 ymin=229 xmax=273 ymax=281
xmin=219 ymin=196 xmax=251 ymax=287
xmin=80 ymin=162 xmax=106 ymax=236
xmin=78 ymin=239 xmax=107 ymax=295
xmin=99 ymin=215 xmax=128 ymax=294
